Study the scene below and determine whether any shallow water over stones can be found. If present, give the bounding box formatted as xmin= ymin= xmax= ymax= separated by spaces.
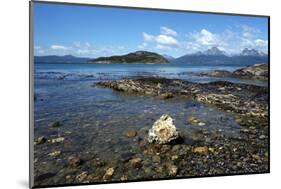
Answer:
xmin=33 ymin=64 xmax=268 ymax=187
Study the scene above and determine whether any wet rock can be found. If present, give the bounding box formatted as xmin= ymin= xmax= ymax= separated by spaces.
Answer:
xmin=103 ymin=167 xmax=114 ymax=180
xmin=129 ymin=157 xmax=142 ymax=168
xmin=49 ymin=137 xmax=65 ymax=144
xmin=233 ymin=63 xmax=268 ymax=80
xmin=76 ymin=171 xmax=88 ymax=182
xmin=92 ymin=158 xmax=105 ymax=167
xmin=161 ymin=92 xmax=174 ymax=99
xmin=34 ymin=172 xmax=56 ymax=182
xmin=259 ymin=135 xmax=266 ymax=140
xmin=197 ymin=70 xmax=232 ymax=78
xmin=126 ymin=130 xmax=137 ymax=137
xmin=188 ymin=116 xmax=205 ymax=126
xmin=49 ymin=121 xmax=61 ymax=128
xmin=167 ymin=164 xmax=178 ymax=176
xmin=188 ymin=116 xmax=199 ymax=124
xmin=143 ymin=166 xmax=153 ymax=175
xmin=152 ymin=155 xmax=161 ymax=163
xmin=97 ymin=77 xmax=268 ymax=120
xmin=208 ymin=147 xmax=215 ymax=153
xmin=148 ymin=114 xmax=179 ymax=144
xmin=35 ymin=136 xmax=47 ymax=145
xmin=171 ymin=155 xmax=179 ymax=161
xmin=121 ymin=152 xmax=136 ymax=162
xmin=68 ymin=156 xmax=83 ymax=168
xmin=196 ymin=63 xmax=268 ymax=80
xmin=120 ymin=175 xmax=128 ymax=181
xmin=65 ymin=175 xmax=72 ymax=180
xmin=252 ymin=154 xmax=261 ymax=161
xmin=192 ymin=146 xmax=209 ymax=153
xmin=48 ymin=150 xmax=61 ymax=157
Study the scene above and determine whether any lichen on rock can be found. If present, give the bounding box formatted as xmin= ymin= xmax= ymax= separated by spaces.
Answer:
xmin=148 ymin=114 xmax=179 ymax=144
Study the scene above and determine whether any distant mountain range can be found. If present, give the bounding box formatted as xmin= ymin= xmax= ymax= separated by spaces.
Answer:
xmin=34 ymin=55 xmax=90 ymax=63
xmin=34 ymin=47 xmax=268 ymax=65
xmin=173 ymin=47 xmax=268 ymax=65
xmin=162 ymin=54 xmax=175 ymax=61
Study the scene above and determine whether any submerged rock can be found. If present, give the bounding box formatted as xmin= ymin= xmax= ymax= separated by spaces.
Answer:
xmin=160 ymin=92 xmax=174 ymax=99
xmin=49 ymin=137 xmax=65 ymax=144
xmin=148 ymin=114 xmax=179 ymax=144
xmin=35 ymin=136 xmax=47 ymax=145
xmin=48 ymin=150 xmax=61 ymax=157
xmin=126 ymin=130 xmax=137 ymax=138
xmin=49 ymin=121 xmax=61 ymax=128
xmin=68 ymin=156 xmax=83 ymax=168
xmin=129 ymin=157 xmax=142 ymax=168
xmin=188 ymin=116 xmax=205 ymax=126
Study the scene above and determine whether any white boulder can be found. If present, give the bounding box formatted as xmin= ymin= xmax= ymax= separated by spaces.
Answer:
xmin=148 ymin=114 xmax=179 ymax=144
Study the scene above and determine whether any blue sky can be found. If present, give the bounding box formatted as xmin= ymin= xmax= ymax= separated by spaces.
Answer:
xmin=34 ymin=2 xmax=268 ymax=58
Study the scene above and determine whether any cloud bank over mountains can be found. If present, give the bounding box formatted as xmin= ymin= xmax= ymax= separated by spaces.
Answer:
xmin=139 ymin=25 xmax=268 ymax=56
xmin=34 ymin=24 xmax=268 ymax=58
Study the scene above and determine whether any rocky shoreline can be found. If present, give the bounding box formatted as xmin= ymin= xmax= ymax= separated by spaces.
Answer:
xmin=191 ymin=63 xmax=268 ymax=80
xmin=94 ymin=77 xmax=268 ymax=176
xmin=97 ymin=76 xmax=268 ymax=117
xmin=33 ymin=65 xmax=269 ymax=187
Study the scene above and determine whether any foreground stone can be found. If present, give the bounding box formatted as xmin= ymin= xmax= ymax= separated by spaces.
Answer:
xmin=167 ymin=164 xmax=178 ymax=176
xmin=103 ymin=167 xmax=114 ymax=180
xmin=193 ymin=146 xmax=209 ymax=153
xmin=76 ymin=171 xmax=88 ymax=182
xmin=128 ymin=157 xmax=142 ymax=168
xmin=148 ymin=114 xmax=179 ymax=144
xmin=68 ymin=156 xmax=83 ymax=168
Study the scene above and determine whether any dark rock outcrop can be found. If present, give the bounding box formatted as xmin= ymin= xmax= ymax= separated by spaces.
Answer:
xmin=232 ymin=63 xmax=268 ymax=80
xmin=196 ymin=63 xmax=268 ymax=80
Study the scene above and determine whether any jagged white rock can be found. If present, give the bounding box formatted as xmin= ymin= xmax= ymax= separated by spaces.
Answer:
xmin=148 ymin=114 xmax=179 ymax=144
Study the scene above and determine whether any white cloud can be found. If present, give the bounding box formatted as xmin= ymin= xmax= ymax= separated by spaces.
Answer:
xmin=143 ymin=32 xmax=154 ymax=42
xmin=255 ymin=39 xmax=268 ymax=47
xmin=241 ymin=25 xmax=260 ymax=39
xmin=185 ymin=42 xmax=202 ymax=51
xmin=77 ymin=49 xmax=89 ymax=55
xmin=50 ymin=45 xmax=69 ymax=50
xmin=160 ymin=26 xmax=177 ymax=37
xmin=138 ymin=42 xmax=147 ymax=49
xmin=185 ymin=25 xmax=267 ymax=54
xmin=141 ymin=28 xmax=179 ymax=50
xmin=192 ymin=29 xmax=222 ymax=46
xmin=35 ymin=42 xmax=130 ymax=57
xmin=155 ymin=34 xmax=178 ymax=46
xmin=155 ymin=44 xmax=172 ymax=50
